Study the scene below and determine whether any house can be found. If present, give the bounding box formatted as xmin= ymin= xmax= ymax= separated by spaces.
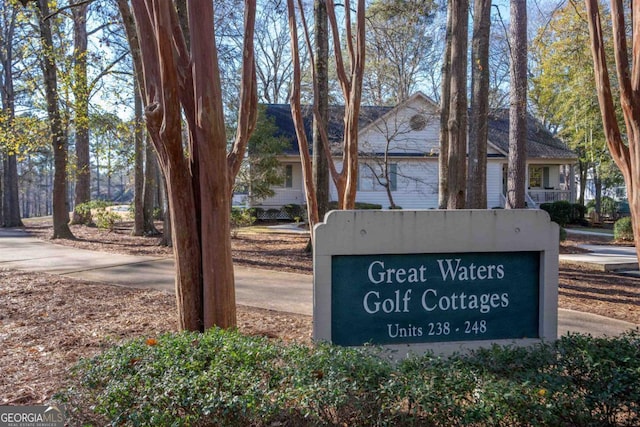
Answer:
xmin=250 ymin=92 xmax=577 ymax=211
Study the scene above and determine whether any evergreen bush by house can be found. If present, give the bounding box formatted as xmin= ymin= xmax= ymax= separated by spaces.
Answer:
xmin=614 ymin=216 xmax=634 ymax=241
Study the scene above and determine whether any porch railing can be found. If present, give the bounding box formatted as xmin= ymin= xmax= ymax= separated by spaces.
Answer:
xmin=500 ymin=190 xmax=572 ymax=209
xmin=528 ymin=190 xmax=572 ymax=205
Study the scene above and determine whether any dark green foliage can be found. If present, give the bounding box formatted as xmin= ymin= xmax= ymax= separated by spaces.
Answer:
xmin=614 ymin=216 xmax=634 ymax=241
xmin=586 ymin=196 xmax=618 ymax=219
xmin=74 ymin=200 xmax=121 ymax=231
xmin=559 ymin=226 xmax=567 ymax=242
xmin=282 ymin=204 xmax=306 ymax=222
xmin=570 ymin=203 xmax=588 ymax=224
xmin=540 ymin=201 xmax=585 ymax=227
xmin=328 ymin=201 xmax=383 ymax=210
xmin=236 ymin=106 xmax=291 ymax=203
xmin=230 ymin=208 xmax=255 ymax=237
xmin=60 ymin=329 xmax=640 ymax=426
xmin=247 ymin=207 xmax=264 ymax=219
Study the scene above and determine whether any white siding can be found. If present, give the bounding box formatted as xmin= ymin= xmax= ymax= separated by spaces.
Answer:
xmin=487 ymin=161 xmax=505 ymax=208
xmin=359 ymin=97 xmax=440 ymax=156
xmin=252 ymin=93 xmax=572 ymax=213
xmin=330 ymin=159 xmax=440 ymax=209
xmin=254 ymin=162 xmax=305 ymax=208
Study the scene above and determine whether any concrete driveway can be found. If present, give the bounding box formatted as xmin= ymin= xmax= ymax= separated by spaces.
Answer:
xmin=1 ymin=227 xmax=637 ymax=337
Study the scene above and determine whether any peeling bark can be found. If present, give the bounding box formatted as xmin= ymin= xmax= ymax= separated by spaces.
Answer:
xmin=130 ymin=0 xmax=256 ymax=330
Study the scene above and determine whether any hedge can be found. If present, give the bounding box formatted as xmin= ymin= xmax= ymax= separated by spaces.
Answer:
xmin=59 ymin=328 xmax=640 ymax=426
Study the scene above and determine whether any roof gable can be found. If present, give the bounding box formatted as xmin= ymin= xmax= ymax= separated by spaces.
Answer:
xmin=264 ymin=104 xmax=392 ymax=155
xmin=264 ymin=96 xmax=577 ymax=161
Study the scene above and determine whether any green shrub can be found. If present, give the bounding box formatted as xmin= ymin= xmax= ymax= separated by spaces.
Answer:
xmin=230 ymin=208 xmax=255 ymax=237
xmin=570 ymin=203 xmax=587 ymax=224
xmin=95 ymin=209 xmax=121 ymax=231
xmin=559 ymin=227 xmax=567 ymax=242
xmin=60 ymin=329 xmax=640 ymax=426
xmin=282 ymin=203 xmax=306 ymax=222
xmin=587 ymin=196 xmax=618 ymax=218
xmin=247 ymin=207 xmax=264 ymax=220
xmin=152 ymin=207 xmax=163 ymax=220
xmin=540 ymin=200 xmax=573 ymax=227
xmin=74 ymin=201 xmax=120 ymax=231
xmin=328 ymin=201 xmax=383 ymax=210
xmin=614 ymin=216 xmax=634 ymax=241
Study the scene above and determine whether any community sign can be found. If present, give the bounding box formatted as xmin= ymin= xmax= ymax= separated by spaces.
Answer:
xmin=313 ymin=210 xmax=558 ymax=356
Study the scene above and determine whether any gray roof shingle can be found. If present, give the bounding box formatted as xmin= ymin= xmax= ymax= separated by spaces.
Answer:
xmin=265 ymin=104 xmax=577 ymax=160
xmin=487 ymin=109 xmax=577 ymax=160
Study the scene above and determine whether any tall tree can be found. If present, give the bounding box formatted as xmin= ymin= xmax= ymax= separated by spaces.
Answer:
xmin=313 ymin=0 xmax=330 ymax=221
xmin=236 ymin=106 xmax=289 ymax=202
xmin=1 ymin=0 xmax=23 ymax=227
xmin=117 ymin=0 xmax=159 ymax=236
xmin=445 ymin=0 xmax=468 ymax=209
xmin=255 ymin=0 xmax=293 ymax=104
xmin=130 ymin=0 xmax=257 ymax=330
xmin=70 ymin=0 xmax=90 ymax=224
xmin=34 ymin=0 xmax=74 ymax=239
xmin=438 ymin=2 xmax=453 ymax=208
xmin=530 ymin=1 xmax=618 ymax=214
xmin=467 ymin=0 xmax=491 ymax=209
xmin=288 ymin=0 xmax=366 ymax=235
xmin=584 ymin=0 xmax=640 ymax=258
xmin=362 ymin=0 xmax=437 ymax=105
xmin=506 ymin=0 xmax=527 ymax=209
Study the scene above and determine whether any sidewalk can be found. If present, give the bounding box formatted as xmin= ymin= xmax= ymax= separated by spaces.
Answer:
xmin=1 ymin=228 xmax=637 ymax=338
xmin=561 ymin=228 xmax=639 ymax=272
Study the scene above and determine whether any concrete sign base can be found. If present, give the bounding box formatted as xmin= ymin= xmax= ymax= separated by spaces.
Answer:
xmin=313 ymin=209 xmax=559 ymax=357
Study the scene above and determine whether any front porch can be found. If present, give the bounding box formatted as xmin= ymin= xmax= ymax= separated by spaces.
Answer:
xmin=527 ymin=189 xmax=573 ymax=206
xmin=501 ymin=163 xmax=576 ymax=208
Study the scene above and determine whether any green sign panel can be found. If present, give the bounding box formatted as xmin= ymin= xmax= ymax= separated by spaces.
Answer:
xmin=331 ymin=251 xmax=540 ymax=346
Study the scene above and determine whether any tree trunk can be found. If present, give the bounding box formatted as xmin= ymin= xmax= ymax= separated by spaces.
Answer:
xmin=594 ymin=168 xmax=602 ymax=216
xmin=438 ymin=1 xmax=453 ymax=209
xmin=446 ymin=0 xmax=468 ymax=209
xmin=313 ymin=0 xmax=330 ymax=221
xmin=0 ymin=161 xmax=3 ymax=226
xmin=287 ymin=0 xmax=320 ymax=234
xmin=117 ymin=0 xmax=147 ymax=236
xmin=160 ymin=175 xmax=172 ymax=247
xmin=287 ymin=0 xmax=366 ymax=227
xmin=143 ymin=136 xmax=159 ymax=235
xmin=1 ymin=4 xmax=22 ymax=228
xmin=36 ymin=0 xmax=74 ymax=239
xmin=506 ymin=0 xmax=528 ymax=209
xmin=2 ymin=155 xmax=22 ymax=227
xmin=578 ymin=160 xmax=587 ymax=207
xmin=132 ymin=80 xmax=144 ymax=235
xmin=131 ymin=0 xmax=256 ymax=330
xmin=467 ymin=0 xmax=491 ymax=209
xmin=71 ymin=2 xmax=91 ymax=225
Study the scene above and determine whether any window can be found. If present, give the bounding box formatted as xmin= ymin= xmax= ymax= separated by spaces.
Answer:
xmin=529 ymin=166 xmax=542 ymax=188
xmin=529 ymin=166 xmax=549 ymax=188
xmin=284 ymin=164 xmax=293 ymax=188
xmin=358 ymin=166 xmax=375 ymax=191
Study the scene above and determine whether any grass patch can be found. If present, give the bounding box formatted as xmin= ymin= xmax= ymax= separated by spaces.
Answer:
xmin=58 ymin=328 xmax=640 ymax=426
